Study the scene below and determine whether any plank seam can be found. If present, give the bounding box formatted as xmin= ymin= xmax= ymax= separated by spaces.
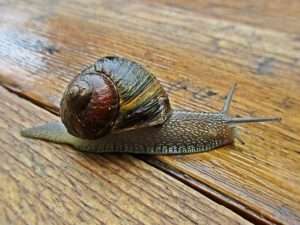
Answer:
xmin=140 ymin=156 xmax=283 ymax=225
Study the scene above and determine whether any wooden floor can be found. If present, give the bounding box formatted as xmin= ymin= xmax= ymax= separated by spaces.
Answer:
xmin=0 ymin=0 xmax=300 ymax=224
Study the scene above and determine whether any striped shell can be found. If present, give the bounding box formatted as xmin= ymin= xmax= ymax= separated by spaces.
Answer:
xmin=60 ymin=56 xmax=172 ymax=139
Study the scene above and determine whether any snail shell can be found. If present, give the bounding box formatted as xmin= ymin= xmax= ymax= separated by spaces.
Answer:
xmin=60 ymin=56 xmax=171 ymax=139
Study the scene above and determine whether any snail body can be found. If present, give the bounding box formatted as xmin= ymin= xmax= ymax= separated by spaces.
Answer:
xmin=21 ymin=56 xmax=280 ymax=154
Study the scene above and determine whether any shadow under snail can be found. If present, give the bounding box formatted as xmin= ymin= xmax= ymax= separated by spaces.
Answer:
xmin=21 ymin=56 xmax=281 ymax=154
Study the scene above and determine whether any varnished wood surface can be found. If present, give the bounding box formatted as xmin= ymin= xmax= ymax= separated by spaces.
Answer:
xmin=0 ymin=86 xmax=251 ymax=224
xmin=0 ymin=0 xmax=299 ymax=224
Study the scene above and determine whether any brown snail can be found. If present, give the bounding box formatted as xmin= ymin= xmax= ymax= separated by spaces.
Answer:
xmin=21 ymin=56 xmax=281 ymax=154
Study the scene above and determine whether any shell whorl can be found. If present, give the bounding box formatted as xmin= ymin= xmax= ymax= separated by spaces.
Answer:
xmin=60 ymin=56 xmax=172 ymax=139
xmin=60 ymin=72 xmax=120 ymax=139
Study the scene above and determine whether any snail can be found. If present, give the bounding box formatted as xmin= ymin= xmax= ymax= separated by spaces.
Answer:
xmin=21 ymin=56 xmax=281 ymax=154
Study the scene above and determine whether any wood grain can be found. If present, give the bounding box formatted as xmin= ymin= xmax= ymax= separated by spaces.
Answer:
xmin=0 ymin=86 xmax=252 ymax=225
xmin=0 ymin=0 xmax=299 ymax=224
xmin=143 ymin=0 xmax=300 ymax=34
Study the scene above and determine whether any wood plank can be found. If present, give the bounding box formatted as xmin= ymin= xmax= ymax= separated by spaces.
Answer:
xmin=0 ymin=0 xmax=299 ymax=224
xmin=0 ymin=86 xmax=252 ymax=224
xmin=142 ymin=0 xmax=300 ymax=34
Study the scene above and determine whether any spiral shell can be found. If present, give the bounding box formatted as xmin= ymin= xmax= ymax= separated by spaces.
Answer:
xmin=60 ymin=56 xmax=172 ymax=139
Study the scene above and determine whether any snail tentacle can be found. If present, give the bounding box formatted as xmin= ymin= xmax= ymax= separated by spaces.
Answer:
xmin=222 ymin=83 xmax=237 ymax=116
xmin=222 ymin=84 xmax=281 ymax=124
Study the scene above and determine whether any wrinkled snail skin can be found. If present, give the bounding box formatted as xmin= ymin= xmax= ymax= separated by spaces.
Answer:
xmin=21 ymin=111 xmax=234 ymax=154
xmin=21 ymin=56 xmax=281 ymax=154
